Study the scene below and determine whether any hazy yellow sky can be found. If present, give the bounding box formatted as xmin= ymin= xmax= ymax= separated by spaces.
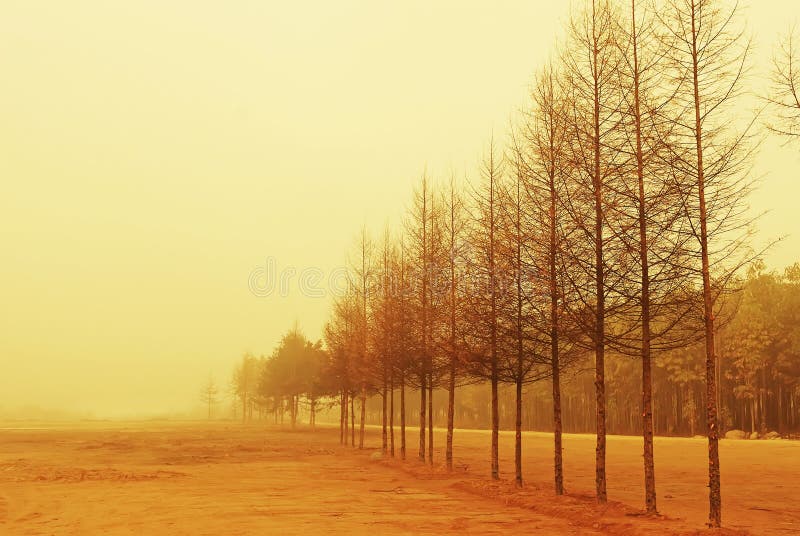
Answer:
xmin=1 ymin=1 xmax=798 ymax=417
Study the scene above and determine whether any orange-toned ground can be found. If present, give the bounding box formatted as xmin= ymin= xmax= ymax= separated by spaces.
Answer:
xmin=0 ymin=421 xmax=796 ymax=535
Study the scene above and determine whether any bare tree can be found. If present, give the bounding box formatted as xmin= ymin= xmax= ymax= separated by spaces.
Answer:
xmin=377 ymin=230 xmax=392 ymax=455
xmin=371 ymin=228 xmax=401 ymax=456
xmin=347 ymin=228 xmax=375 ymax=450
xmin=396 ymin=240 xmax=415 ymax=461
xmin=463 ymin=137 xmax=505 ymax=480
xmin=404 ymin=173 xmax=443 ymax=464
xmin=200 ymin=375 xmax=219 ymax=420
xmin=613 ymin=0 xmax=698 ymax=514
xmin=520 ymin=62 xmax=581 ymax=495
xmin=622 ymin=0 xmax=659 ymax=513
xmin=502 ymin=136 xmax=552 ymax=487
xmin=659 ymin=0 xmax=757 ymax=526
xmin=767 ymin=26 xmax=800 ymax=142
xmin=324 ymin=288 xmax=361 ymax=446
xmin=440 ymin=174 xmax=468 ymax=471
xmin=560 ymin=0 xmax=627 ymax=503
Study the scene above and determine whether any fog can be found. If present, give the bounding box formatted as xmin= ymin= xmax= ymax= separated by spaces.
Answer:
xmin=1 ymin=0 xmax=797 ymax=419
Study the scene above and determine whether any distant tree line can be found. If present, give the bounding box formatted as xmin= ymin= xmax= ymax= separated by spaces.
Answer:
xmin=224 ymin=0 xmax=800 ymax=529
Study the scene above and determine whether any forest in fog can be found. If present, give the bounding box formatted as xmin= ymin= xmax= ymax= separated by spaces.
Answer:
xmin=216 ymin=0 xmax=800 ymax=528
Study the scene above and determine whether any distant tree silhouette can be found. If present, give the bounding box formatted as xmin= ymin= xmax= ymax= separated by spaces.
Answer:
xmin=200 ymin=376 xmax=219 ymax=420
xmin=233 ymin=353 xmax=260 ymax=424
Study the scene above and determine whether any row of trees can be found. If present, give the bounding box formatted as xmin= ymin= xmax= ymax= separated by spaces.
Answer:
xmin=234 ymin=258 xmax=800 ymax=438
xmin=321 ymin=0 xmax=761 ymax=526
xmin=226 ymin=0 xmax=800 ymax=529
xmin=386 ymin=263 xmax=798 ymax=438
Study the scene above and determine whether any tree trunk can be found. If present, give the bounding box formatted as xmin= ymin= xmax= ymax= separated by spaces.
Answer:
xmin=552 ymin=335 xmax=564 ymax=494
xmin=343 ymin=391 xmax=349 ymax=445
xmin=428 ymin=379 xmax=434 ymax=465
xmin=359 ymin=386 xmax=366 ymax=449
xmin=351 ymin=395 xmax=355 ymax=447
xmin=401 ymin=371 xmax=406 ymax=460
xmin=594 ymin=215 xmax=607 ymax=505
xmin=382 ymin=370 xmax=388 ymax=454
xmin=446 ymin=350 xmax=456 ymax=471
xmin=419 ymin=374 xmax=427 ymax=461
xmin=515 ymin=377 xmax=523 ymax=487
xmin=641 ymin=338 xmax=656 ymax=513
xmin=340 ymin=392 xmax=345 ymax=444
xmin=548 ymin=124 xmax=564 ymax=495
xmin=491 ymin=372 xmax=499 ymax=480
xmin=390 ymin=370 xmax=395 ymax=457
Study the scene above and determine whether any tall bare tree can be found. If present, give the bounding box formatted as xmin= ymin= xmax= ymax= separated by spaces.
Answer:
xmin=370 ymin=228 xmax=396 ymax=455
xmin=659 ymin=0 xmax=757 ymax=526
xmin=463 ymin=137 xmax=505 ymax=480
xmin=324 ymin=291 xmax=359 ymax=445
xmin=622 ymin=0 xmax=659 ymax=513
xmin=521 ymin=62 xmax=576 ymax=495
xmin=404 ymin=174 xmax=439 ymax=462
xmin=502 ymin=136 xmax=552 ymax=487
xmin=349 ymin=228 xmax=375 ymax=450
xmin=560 ymin=0 xmax=627 ymax=503
xmin=396 ymin=240 xmax=414 ymax=460
xmin=440 ymin=174 xmax=467 ymax=470
xmin=613 ymin=0 xmax=697 ymax=513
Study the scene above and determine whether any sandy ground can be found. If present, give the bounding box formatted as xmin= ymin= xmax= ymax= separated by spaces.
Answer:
xmin=0 ymin=421 xmax=796 ymax=535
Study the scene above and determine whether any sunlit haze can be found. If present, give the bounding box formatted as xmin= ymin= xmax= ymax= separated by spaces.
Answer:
xmin=1 ymin=0 xmax=797 ymax=418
